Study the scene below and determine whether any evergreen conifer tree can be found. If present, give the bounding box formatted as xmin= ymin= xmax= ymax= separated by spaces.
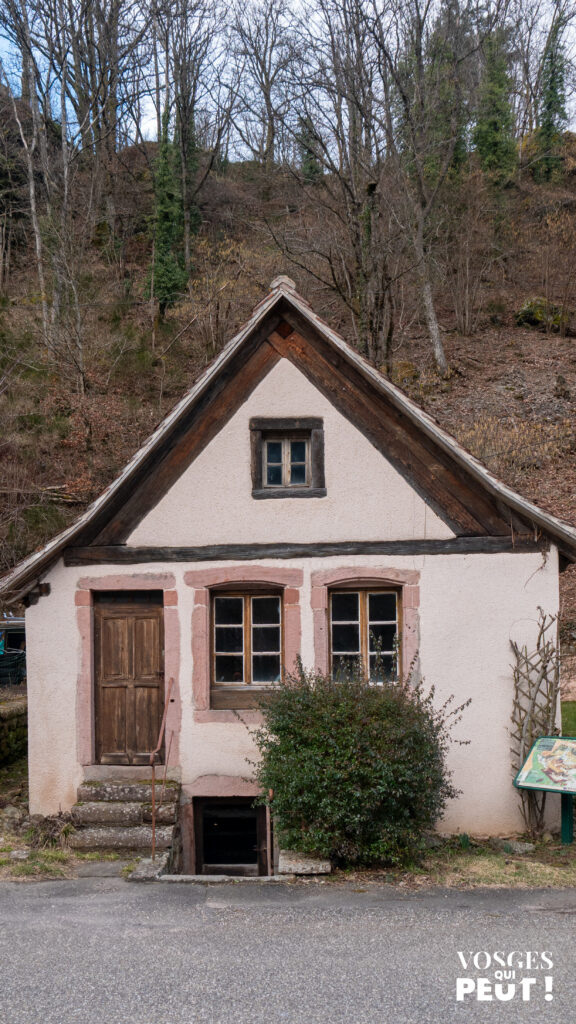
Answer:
xmin=473 ymin=32 xmax=516 ymax=180
xmin=297 ymin=116 xmax=323 ymax=183
xmin=149 ymin=112 xmax=188 ymax=316
xmin=536 ymin=17 xmax=568 ymax=181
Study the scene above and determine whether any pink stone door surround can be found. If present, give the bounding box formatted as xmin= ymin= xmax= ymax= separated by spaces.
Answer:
xmin=184 ymin=566 xmax=303 ymax=722
xmin=311 ymin=566 xmax=420 ymax=678
xmin=75 ymin=573 xmax=181 ymax=767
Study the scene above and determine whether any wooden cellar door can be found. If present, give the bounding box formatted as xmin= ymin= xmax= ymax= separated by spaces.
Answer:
xmin=94 ymin=592 xmax=164 ymax=765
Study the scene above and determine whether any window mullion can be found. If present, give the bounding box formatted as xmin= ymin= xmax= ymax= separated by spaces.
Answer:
xmin=360 ymin=592 xmax=368 ymax=674
xmin=262 ymin=444 xmax=268 ymax=488
xmin=245 ymin=596 xmax=251 ymax=684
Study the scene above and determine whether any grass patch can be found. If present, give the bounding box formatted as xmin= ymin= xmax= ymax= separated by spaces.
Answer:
xmin=75 ymin=851 xmax=122 ymax=861
xmin=40 ymin=849 xmax=71 ymax=863
xmin=10 ymin=860 xmax=66 ymax=878
xmin=0 ymin=849 xmax=74 ymax=880
xmin=561 ymin=701 xmax=576 ymax=736
xmin=422 ymin=849 xmax=576 ymax=888
xmin=330 ymin=837 xmax=576 ymax=890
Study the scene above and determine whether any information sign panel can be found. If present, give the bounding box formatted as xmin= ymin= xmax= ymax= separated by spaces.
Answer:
xmin=514 ymin=736 xmax=576 ymax=794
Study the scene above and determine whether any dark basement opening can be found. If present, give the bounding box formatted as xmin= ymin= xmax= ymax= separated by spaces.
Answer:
xmin=194 ymin=798 xmax=269 ymax=876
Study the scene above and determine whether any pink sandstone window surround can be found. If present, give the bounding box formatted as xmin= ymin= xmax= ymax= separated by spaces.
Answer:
xmin=184 ymin=566 xmax=303 ymax=720
xmin=75 ymin=574 xmax=181 ymax=767
xmin=311 ymin=567 xmax=420 ymax=679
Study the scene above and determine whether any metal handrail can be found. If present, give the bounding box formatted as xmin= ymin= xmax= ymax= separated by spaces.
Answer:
xmin=150 ymin=676 xmax=174 ymax=861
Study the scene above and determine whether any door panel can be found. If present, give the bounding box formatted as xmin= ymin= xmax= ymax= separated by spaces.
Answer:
xmin=133 ymin=685 xmax=162 ymax=762
xmin=101 ymin=616 xmax=130 ymax=679
xmin=133 ymin=615 xmax=161 ymax=678
xmin=98 ymin=683 xmax=128 ymax=760
xmin=94 ymin=593 xmax=164 ymax=765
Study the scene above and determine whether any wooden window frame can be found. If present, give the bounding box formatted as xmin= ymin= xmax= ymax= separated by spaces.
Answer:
xmin=329 ymin=588 xmax=401 ymax=682
xmin=211 ymin=590 xmax=283 ymax=709
xmin=250 ymin=417 xmax=326 ymax=499
xmin=262 ymin=435 xmax=311 ymax=489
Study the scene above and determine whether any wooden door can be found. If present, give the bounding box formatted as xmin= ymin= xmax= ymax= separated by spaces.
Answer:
xmin=94 ymin=592 xmax=164 ymax=765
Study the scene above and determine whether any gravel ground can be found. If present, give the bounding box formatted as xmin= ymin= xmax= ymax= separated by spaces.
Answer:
xmin=0 ymin=879 xmax=574 ymax=1024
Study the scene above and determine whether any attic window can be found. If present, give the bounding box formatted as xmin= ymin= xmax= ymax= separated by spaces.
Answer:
xmin=250 ymin=418 xmax=326 ymax=499
xmin=264 ymin=437 xmax=308 ymax=487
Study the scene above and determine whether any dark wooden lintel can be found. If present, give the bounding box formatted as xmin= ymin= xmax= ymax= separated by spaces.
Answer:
xmin=251 ymin=487 xmax=327 ymax=500
xmin=249 ymin=417 xmax=324 ymax=431
xmin=64 ymin=537 xmax=544 ymax=566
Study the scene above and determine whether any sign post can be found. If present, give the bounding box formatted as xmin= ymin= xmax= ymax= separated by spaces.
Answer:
xmin=561 ymin=793 xmax=574 ymax=844
xmin=514 ymin=736 xmax=576 ymax=845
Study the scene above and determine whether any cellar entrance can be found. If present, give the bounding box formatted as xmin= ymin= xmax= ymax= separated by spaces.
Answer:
xmin=194 ymin=798 xmax=269 ymax=876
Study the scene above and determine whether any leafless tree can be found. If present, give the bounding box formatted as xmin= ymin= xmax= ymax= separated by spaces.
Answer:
xmin=508 ymin=0 xmax=576 ymax=141
xmin=230 ymin=0 xmax=297 ymax=168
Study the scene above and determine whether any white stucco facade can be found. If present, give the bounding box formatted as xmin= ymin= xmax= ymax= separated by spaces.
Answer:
xmin=128 ymin=360 xmax=454 ymax=546
xmin=18 ymin=352 xmax=565 ymax=839
xmin=26 ymin=546 xmax=559 ymax=835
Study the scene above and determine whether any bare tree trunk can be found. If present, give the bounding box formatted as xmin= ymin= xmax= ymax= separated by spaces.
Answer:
xmin=3 ymin=62 xmax=50 ymax=347
xmin=152 ymin=11 xmax=162 ymax=142
xmin=414 ymin=214 xmax=449 ymax=376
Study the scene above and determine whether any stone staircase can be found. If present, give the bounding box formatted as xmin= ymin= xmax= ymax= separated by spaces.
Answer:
xmin=69 ymin=780 xmax=180 ymax=854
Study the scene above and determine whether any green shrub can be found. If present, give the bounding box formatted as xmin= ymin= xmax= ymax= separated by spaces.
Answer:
xmin=253 ymin=663 xmax=468 ymax=866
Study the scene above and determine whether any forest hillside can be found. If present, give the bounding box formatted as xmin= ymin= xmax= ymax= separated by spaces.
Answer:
xmin=0 ymin=0 xmax=575 ymax=654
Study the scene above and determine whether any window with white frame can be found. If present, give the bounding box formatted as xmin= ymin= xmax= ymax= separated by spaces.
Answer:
xmin=263 ymin=437 xmax=309 ymax=488
xmin=330 ymin=590 xmax=399 ymax=682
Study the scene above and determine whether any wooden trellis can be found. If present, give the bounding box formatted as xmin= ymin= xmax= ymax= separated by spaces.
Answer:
xmin=510 ymin=610 xmax=560 ymax=836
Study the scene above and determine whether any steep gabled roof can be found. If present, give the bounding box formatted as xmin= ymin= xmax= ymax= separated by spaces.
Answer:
xmin=2 ymin=275 xmax=576 ymax=603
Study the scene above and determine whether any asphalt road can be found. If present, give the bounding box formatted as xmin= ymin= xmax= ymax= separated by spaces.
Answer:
xmin=0 ymin=878 xmax=574 ymax=1024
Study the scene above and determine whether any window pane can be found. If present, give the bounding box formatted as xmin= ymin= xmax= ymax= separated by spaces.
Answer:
xmin=252 ymin=626 xmax=280 ymax=652
xmin=252 ymin=655 xmax=281 ymax=682
xmin=369 ymin=654 xmax=394 ymax=682
xmin=290 ymin=463 xmax=307 ymax=485
xmin=291 ymin=440 xmax=306 ymax=462
xmin=368 ymin=624 xmax=396 ymax=653
xmin=333 ymin=654 xmax=361 ymax=679
xmin=215 ymin=655 xmax=244 ymax=682
xmin=266 ymin=464 xmax=283 ymax=486
xmin=369 ymin=593 xmax=397 ymax=621
xmin=332 ymin=623 xmax=360 ymax=653
xmin=215 ymin=626 xmax=243 ymax=653
xmin=331 ymin=592 xmax=359 ymax=621
xmin=214 ymin=597 xmax=243 ymax=625
xmin=252 ymin=596 xmax=280 ymax=624
xmin=266 ymin=441 xmax=282 ymax=463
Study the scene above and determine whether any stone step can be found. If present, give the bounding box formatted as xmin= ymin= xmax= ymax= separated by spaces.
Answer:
xmin=72 ymin=801 xmax=177 ymax=826
xmin=69 ymin=825 xmax=174 ymax=851
xmin=78 ymin=781 xmax=180 ymax=804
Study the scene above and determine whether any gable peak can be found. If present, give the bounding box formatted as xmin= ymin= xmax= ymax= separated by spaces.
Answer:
xmin=270 ymin=275 xmax=296 ymax=293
